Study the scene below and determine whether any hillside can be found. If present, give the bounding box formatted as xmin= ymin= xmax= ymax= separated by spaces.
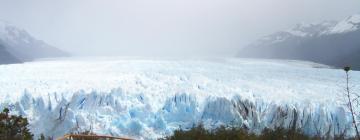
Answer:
xmin=0 ymin=43 xmax=21 ymax=64
xmin=237 ymin=14 xmax=360 ymax=70
xmin=0 ymin=21 xmax=68 ymax=64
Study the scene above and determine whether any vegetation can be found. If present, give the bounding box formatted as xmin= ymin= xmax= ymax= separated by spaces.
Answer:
xmin=0 ymin=108 xmax=33 ymax=140
xmin=162 ymin=124 xmax=351 ymax=140
xmin=343 ymin=66 xmax=360 ymax=140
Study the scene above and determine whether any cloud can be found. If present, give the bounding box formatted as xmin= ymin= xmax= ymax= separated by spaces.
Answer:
xmin=0 ymin=0 xmax=359 ymax=56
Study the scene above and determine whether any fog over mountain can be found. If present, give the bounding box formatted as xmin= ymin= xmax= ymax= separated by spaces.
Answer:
xmin=0 ymin=0 xmax=360 ymax=56
xmin=238 ymin=14 xmax=360 ymax=70
xmin=0 ymin=21 xmax=68 ymax=64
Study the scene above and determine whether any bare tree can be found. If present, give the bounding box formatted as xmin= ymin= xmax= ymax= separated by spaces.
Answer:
xmin=343 ymin=66 xmax=360 ymax=140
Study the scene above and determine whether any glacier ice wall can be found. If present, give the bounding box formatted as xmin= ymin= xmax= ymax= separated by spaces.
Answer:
xmin=0 ymin=58 xmax=359 ymax=139
xmin=1 ymin=89 xmax=354 ymax=139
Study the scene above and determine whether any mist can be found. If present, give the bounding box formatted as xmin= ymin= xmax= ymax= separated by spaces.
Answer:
xmin=1 ymin=0 xmax=360 ymax=56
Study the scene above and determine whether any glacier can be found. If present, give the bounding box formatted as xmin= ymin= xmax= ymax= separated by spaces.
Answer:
xmin=0 ymin=57 xmax=359 ymax=139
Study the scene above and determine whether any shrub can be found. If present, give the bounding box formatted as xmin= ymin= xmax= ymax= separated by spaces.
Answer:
xmin=162 ymin=124 xmax=257 ymax=140
xmin=0 ymin=108 xmax=33 ymax=140
xmin=162 ymin=124 xmax=348 ymax=140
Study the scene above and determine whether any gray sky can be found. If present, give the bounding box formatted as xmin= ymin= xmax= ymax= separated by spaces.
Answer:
xmin=0 ymin=0 xmax=360 ymax=56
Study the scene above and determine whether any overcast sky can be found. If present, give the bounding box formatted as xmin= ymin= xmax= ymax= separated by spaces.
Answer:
xmin=0 ymin=0 xmax=360 ymax=56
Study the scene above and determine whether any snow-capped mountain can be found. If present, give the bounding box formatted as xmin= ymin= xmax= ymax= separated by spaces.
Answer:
xmin=328 ymin=14 xmax=360 ymax=34
xmin=0 ymin=21 xmax=68 ymax=64
xmin=0 ymin=57 xmax=357 ymax=139
xmin=238 ymin=14 xmax=360 ymax=70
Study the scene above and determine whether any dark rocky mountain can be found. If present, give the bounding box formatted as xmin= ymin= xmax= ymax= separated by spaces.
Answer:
xmin=238 ymin=14 xmax=360 ymax=70
xmin=0 ymin=21 xmax=68 ymax=64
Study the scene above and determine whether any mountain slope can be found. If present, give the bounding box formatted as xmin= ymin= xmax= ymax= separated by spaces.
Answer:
xmin=237 ymin=14 xmax=360 ymax=70
xmin=0 ymin=21 xmax=68 ymax=64
xmin=0 ymin=58 xmax=356 ymax=139
xmin=0 ymin=43 xmax=21 ymax=64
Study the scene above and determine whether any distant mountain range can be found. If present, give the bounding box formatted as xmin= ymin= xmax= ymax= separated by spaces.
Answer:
xmin=238 ymin=14 xmax=360 ymax=70
xmin=0 ymin=21 xmax=68 ymax=64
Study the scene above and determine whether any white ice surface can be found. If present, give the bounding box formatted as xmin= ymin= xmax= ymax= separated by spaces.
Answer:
xmin=0 ymin=57 xmax=358 ymax=139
